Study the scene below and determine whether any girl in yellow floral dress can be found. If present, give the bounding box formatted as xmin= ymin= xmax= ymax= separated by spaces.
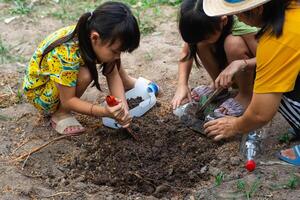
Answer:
xmin=23 ymin=2 xmax=140 ymax=135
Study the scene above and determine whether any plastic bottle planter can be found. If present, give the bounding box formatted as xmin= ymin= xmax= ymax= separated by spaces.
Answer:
xmin=102 ymin=77 xmax=158 ymax=129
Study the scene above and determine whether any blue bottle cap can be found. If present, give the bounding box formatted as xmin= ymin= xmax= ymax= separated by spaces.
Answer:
xmin=147 ymin=82 xmax=159 ymax=95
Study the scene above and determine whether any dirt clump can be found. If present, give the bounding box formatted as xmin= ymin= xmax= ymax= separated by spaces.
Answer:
xmin=127 ymin=96 xmax=144 ymax=110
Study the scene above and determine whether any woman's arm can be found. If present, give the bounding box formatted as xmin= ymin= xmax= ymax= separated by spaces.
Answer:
xmin=236 ymin=92 xmax=282 ymax=133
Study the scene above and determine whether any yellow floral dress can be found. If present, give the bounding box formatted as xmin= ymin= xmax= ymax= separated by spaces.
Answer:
xmin=23 ymin=25 xmax=84 ymax=113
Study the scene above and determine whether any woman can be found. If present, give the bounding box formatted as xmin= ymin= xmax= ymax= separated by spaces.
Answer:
xmin=203 ymin=0 xmax=300 ymax=166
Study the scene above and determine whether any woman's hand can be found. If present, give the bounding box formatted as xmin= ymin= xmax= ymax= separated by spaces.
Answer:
xmin=105 ymin=99 xmax=132 ymax=128
xmin=171 ymin=84 xmax=192 ymax=109
xmin=215 ymin=60 xmax=246 ymax=88
xmin=203 ymin=116 xmax=240 ymax=141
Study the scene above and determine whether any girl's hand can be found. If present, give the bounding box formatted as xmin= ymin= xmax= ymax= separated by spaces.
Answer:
xmin=105 ymin=99 xmax=132 ymax=127
xmin=171 ymin=84 xmax=192 ymax=109
xmin=215 ymin=60 xmax=245 ymax=88
xmin=203 ymin=116 xmax=239 ymax=141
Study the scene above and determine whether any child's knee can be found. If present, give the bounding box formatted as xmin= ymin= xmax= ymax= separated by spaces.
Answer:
xmin=224 ymin=35 xmax=248 ymax=59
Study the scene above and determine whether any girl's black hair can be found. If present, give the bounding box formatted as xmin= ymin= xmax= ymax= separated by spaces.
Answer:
xmin=179 ymin=0 xmax=233 ymax=68
xmin=40 ymin=1 xmax=140 ymax=90
xmin=255 ymin=0 xmax=292 ymax=39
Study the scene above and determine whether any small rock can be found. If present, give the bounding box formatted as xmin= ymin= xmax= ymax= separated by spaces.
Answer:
xmin=208 ymin=166 xmax=221 ymax=177
xmin=230 ymin=156 xmax=241 ymax=166
xmin=4 ymin=16 xmax=18 ymax=24
xmin=154 ymin=184 xmax=169 ymax=194
xmin=188 ymin=170 xmax=198 ymax=180
xmin=74 ymin=182 xmax=88 ymax=190
xmin=200 ymin=166 xmax=208 ymax=174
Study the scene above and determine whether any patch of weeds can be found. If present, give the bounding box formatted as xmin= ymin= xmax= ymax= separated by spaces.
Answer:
xmin=237 ymin=180 xmax=246 ymax=191
xmin=123 ymin=0 xmax=182 ymax=35
xmin=215 ymin=172 xmax=225 ymax=186
xmin=0 ymin=37 xmax=13 ymax=64
xmin=51 ymin=0 xmax=96 ymax=22
xmin=10 ymin=0 xmax=32 ymax=15
xmin=0 ymin=114 xmax=12 ymax=121
xmin=284 ymin=175 xmax=299 ymax=189
xmin=278 ymin=132 xmax=290 ymax=143
xmin=236 ymin=179 xmax=261 ymax=200
xmin=16 ymin=89 xmax=23 ymax=104
xmin=143 ymin=51 xmax=153 ymax=61
xmin=0 ymin=37 xmax=26 ymax=64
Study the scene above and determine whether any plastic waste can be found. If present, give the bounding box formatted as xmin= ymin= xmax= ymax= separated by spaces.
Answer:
xmin=102 ymin=77 xmax=158 ymax=129
xmin=240 ymin=129 xmax=265 ymax=172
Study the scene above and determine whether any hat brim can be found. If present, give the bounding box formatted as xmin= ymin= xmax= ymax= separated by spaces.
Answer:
xmin=203 ymin=0 xmax=272 ymax=17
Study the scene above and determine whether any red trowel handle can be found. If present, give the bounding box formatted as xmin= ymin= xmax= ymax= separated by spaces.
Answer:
xmin=106 ymin=95 xmax=119 ymax=107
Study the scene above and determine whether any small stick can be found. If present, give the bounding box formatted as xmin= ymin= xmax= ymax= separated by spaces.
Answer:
xmin=11 ymin=138 xmax=30 ymax=154
xmin=40 ymin=191 xmax=72 ymax=198
xmin=13 ymin=135 xmax=70 ymax=162
xmin=128 ymin=171 xmax=156 ymax=187
xmin=21 ymin=153 xmax=31 ymax=170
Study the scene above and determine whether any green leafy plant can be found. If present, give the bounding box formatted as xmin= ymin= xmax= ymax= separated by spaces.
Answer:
xmin=278 ymin=132 xmax=290 ymax=143
xmin=285 ymin=175 xmax=299 ymax=189
xmin=236 ymin=179 xmax=261 ymax=200
xmin=10 ymin=0 xmax=32 ymax=15
xmin=237 ymin=180 xmax=246 ymax=191
xmin=215 ymin=172 xmax=225 ymax=186
xmin=0 ymin=37 xmax=12 ymax=64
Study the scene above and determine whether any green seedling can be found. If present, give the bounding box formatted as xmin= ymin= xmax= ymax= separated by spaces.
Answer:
xmin=285 ymin=175 xmax=299 ymax=189
xmin=215 ymin=172 xmax=225 ymax=186
xmin=236 ymin=179 xmax=261 ymax=200
xmin=16 ymin=89 xmax=23 ymax=104
xmin=10 ymin=0 xmax=32 ymax=15
xmin=237 ymin=180 xmax=246 ymax=191
xmin=278 ymin=132 xmax=290 ymax=143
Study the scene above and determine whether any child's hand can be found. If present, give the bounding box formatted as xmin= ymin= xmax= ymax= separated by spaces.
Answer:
xmin=215 ymin=60 xmax=244 ymax=89
xmin=105 ymin=99 xmax=132 ymax=127
xmin=171 ymin=84 xmax=192 ymax=109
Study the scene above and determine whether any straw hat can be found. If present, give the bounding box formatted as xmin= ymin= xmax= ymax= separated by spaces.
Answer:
xmin=203 ymin=0 xmax=272 ymax=17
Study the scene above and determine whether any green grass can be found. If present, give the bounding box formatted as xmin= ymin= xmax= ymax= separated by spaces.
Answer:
xmin=10 ymin=0 xmax=32 ymax=15
xmin=236 ymin=179 xmax=261 ymax=200
xmin=50 ymin=0 xmax=182 ymax=35
xmin=285 ymin=175 xmax=299 ymax=189
xmin=0 ymin=37 xmax=26 ymax=64
xmin=215 ymin=172 xmax=225 ymax=186
xmin=0 ymin=37 xmax=13 ymax=64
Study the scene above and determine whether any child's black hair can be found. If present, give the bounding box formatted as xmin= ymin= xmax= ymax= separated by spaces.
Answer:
xmin=40 ymin=1 xmax=140 ymax=90
xmin=179 ymin=0 xmax=233 ymax=68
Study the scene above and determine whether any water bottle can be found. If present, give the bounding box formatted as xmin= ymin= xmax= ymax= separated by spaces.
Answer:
xmin=240 ymin=129 xmax=264 ymax=172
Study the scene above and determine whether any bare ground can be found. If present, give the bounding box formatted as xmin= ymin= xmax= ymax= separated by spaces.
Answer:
xmin=0 ymin=2 xmax=299 ymax=200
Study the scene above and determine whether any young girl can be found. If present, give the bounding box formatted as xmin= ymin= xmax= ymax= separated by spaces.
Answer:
xmin=172 ymin=0 xmax=258 ymax=117
xmin=23 ymin=2 xmax=140 ymax=135
xmin=203 ymin=0 xmax=300 ymax=166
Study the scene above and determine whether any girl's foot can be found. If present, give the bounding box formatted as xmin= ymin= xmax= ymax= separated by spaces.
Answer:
xmin=51 ymin=114 xmax=85 ymax=135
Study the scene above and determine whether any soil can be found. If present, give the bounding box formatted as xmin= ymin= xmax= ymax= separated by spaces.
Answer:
xmin=127 ymin=96 xmax=144 ymax=110
xmin=0 ymin=1 xmax=300 ymax=200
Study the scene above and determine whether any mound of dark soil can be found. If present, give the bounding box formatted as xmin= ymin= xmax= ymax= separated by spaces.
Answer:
xmin=63 ymin=103 xmax=222 ymax=197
